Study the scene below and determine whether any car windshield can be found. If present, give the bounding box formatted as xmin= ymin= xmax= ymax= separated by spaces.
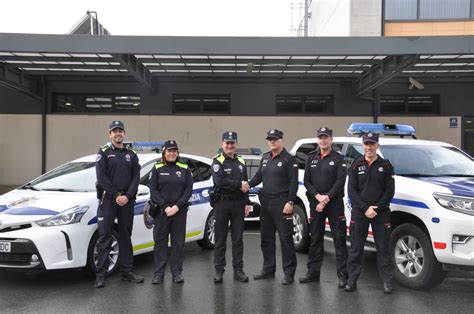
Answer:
xmin=380 ymin=145 xmax=474 ymax=176
xmin=22 ymin=162 xmax=96 ymax=192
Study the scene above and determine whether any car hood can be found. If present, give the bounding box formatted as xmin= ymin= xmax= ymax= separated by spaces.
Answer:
xmin=0 ymin=189 xmax=92 ymax=224
xmin=409 ymin=176 xmax=474 ymax=198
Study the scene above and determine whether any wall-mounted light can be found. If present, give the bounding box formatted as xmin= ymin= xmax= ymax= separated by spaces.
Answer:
xmin=65 ymin=102 xmax=72 ymax=106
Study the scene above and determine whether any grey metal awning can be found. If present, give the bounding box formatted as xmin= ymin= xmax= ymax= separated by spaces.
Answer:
xmin=1 ymin=33 xmax=474 ymax=97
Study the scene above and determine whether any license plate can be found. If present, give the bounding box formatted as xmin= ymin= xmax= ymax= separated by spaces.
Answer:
xmin=0 ymin=241 xmax=11 ymax=253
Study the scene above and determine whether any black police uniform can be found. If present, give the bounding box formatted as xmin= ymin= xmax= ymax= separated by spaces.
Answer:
xmin=303 ymin=130 xmax=348 ymax=282
xmin=95 ymin=123 xmax=140 ymax=278
xmin=249 ymin=130 xmax=298 ymax=282
xmin=346 ymin=133 xmax=395 ymax=289
xmin=149 ymin=141 xmax=193 ymax=282
xmin=211 ymin=132 xmax=251 ymax=281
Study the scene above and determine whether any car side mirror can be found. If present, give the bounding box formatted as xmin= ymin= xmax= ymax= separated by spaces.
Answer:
xmin=137 ymin=184 xmax=150 ymax=196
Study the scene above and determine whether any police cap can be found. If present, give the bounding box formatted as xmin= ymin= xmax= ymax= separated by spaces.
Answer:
xmin=317 ymin=127 xmax=333 ymax=137
xmin=362 ymin=132 xmax=379 ymax=143
xmin=266 ymin=129 xmax=283 ymax=140
xmin=109 ymin=120 xmax=125 ymax=132
xmin=222 ymin=131 xmax=238 ymax=142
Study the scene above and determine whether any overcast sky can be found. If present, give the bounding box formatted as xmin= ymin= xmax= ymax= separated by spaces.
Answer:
xmin=0 ymin=0 xmax=302 ymax=36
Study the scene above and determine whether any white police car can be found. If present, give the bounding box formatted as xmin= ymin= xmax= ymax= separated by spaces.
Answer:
xmin=290 ymin=123 xmax=474 ymax=290
xmin=0 ymin=142 xmax=215 ymax=275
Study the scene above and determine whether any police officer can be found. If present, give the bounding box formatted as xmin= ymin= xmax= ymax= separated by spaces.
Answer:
xmin=95 ymin=121 xmax=143 ymax=288
xmin=299 ymin=127 xmax=349 ymax=287
xmin=149 ymin=140 xmax=193 ymax=284
xmin=345 ymin=132 xmax=395 ymax=293
xmin=248 ymin=129 xmax=298 ymax=285
xmin=212 ymin=131 xmax=252 ymax=284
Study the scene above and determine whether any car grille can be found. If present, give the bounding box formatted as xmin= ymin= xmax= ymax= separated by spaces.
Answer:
xmin=0 ymin=239 xmax=43 ymax=268
xmin=0 ymin=224 xmax=32 ymax=233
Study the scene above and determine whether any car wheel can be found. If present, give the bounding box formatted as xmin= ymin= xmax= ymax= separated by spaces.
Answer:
xmin=197 ymin=210 xmax=216 ymax=249
xmin=85 ymin=229 xmax=120 ymax=277
xmin=390 ymin=223 xmax=446 ymax=290
xmin=293 ymin=205 xmax=309 ymax=253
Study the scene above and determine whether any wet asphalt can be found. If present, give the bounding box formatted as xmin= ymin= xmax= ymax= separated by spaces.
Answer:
xmin=0 ymin=222 xmax=473 ymax=314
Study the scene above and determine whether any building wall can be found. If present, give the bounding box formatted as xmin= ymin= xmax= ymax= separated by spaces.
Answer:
xmin=350 ymin=0 xmax=382 ymax=36
xmin=308 ymin=0 xmax=351 ymax=36
xmin=385 ymin=21 xmax=474 ymax=36
xmin=1 ymin=79 xmax=472 ymax=185
xmin=0 ymin=114 xmax=461 ymax=185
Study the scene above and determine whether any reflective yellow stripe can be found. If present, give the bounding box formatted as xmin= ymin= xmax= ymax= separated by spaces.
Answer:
xmin=155 ymin=162 xmax=165 ymax=169
xmin=176 ymin=162 xmax=189 ymax=169
xmin=216 ymin=154 xmax=225 ymax=164
xmin=133 ymin=231 xmax=203 ymax=251
xmin=237 ymin=155 xmax=245 ymax=165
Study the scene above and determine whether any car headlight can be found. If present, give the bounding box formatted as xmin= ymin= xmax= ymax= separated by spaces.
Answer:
xmin=36 ymin=205 xmax=90 ymax=227
xmin=433 ymin=193 xmax=474 ymax=216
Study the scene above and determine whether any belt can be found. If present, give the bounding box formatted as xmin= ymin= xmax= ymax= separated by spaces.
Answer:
xmin=220 ymin=194 xmax=245 ymax=201
xmin=259 ymin=192 xmax=288 ymax=199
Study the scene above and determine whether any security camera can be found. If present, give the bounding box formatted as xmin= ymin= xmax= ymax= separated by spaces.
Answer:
xmin=408 ymin=77 xmax=424 ymax=90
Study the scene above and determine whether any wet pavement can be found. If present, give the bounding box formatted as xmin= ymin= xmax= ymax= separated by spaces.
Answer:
xmin=0 ymin=223 xmax=473 ymax=313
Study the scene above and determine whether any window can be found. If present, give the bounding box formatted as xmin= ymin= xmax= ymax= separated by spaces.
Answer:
xmin=173 ymin=94 xmax=230 ymax=114
xmin=295 ymin=143 xmax=318 ymax=169
xmin=276 ymin=95 xmax=334 ymax=114
xmin=345 ymin=144 xmax=364 ymax=166
xmin=380 ymin=95 xmax=440 ymax=114
xmin=385 ymin=0 xmax=474 ymax=20
xmin=140 ymin=160 xmax=159 ymax=186
xmin=245 ymin=159 xmax=261 ymax=180
xmin=54 ymin=94 xmax=140 ymax=113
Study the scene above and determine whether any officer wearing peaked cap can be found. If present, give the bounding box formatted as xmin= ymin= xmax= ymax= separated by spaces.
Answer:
xmin=148 ymin=140 xmax=193 ymax=284
xmin=95 ymin=121 xmax=143 ymax=288
xmin=300 ymin=127 xmax=349 ymax=287
xmin=345 ymin=132 xmax=395 ymax=294
xmin=248 ymin=129 xmax=298 ymax=285
xmin=212 ymin=131 xmax=252 ymax=284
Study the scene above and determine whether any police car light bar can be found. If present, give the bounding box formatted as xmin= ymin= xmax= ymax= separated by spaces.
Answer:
xmin=347 ymin=123 xmax=416 ymax=137
xmin=217 ymin=147 xmax=262 ymax=155
xmin=124 ymin=141 xmax=165 ymax=152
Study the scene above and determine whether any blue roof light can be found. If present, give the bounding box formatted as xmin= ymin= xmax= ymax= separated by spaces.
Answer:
xmin=347 ymin=123 xmax=416 ymax=136
xmin=124 ymin=141 xmax=165 ymax=151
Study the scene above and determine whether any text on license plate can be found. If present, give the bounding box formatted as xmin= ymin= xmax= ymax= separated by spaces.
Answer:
xmin=0 ymin=241 xmax=11 ymax=253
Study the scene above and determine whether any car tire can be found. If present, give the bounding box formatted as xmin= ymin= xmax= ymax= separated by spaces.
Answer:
xmin=390 ymin=223 xmax=446 ymax=290
xmin=85 ymin=229 xmax=120 ymax=277
xmin=197 ymin=210 xmax=216 ymax=249
xmin=293 ymin=205 xmax=309 ymax=253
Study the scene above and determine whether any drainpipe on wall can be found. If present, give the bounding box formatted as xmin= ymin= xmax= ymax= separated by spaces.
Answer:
xmin=41 ymin=76 xmax=47 ymax=174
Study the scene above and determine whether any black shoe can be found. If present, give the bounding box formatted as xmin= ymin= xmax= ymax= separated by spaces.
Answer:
xmin=173 ymin=273 xmax=184 ymax=283
xmin=122 ymin=271 xmax=144 ymax=283
xmin=214 ymin=272 xmax=223 ymax=284
xmin=253 ymin=272 xmax=275 ymax=280
xmin=151 ymin=275 xmax=164 ymax=285
xmin=299 ymin=273 xmax=320 ymax=284
xmin=383 ymin=282 xmax=394 ymax=294
xmin=338 ymin=273 xmax=348 ymax=288
xmin=344 ymin=283 xmax=357 ymax=292
xmin=234 ymin=270 xmax=249 ymax=282
xmin=95 ymin=276 xmax=105 ymax=288
xmin=282 ymin=276 xmax=294 ymax=285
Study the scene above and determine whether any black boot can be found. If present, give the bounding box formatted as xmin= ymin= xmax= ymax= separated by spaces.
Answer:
xmin=122 ymin=271 xmax=145 ymax=283
xmin=95 ymin=276 xmax=105 ymax=288
xmin=234 ymin=269 xmax=249 ymax=282
xmin=338 ymin=272 xmax=348 ymax=288
xmin=383 ymin=282 xmax=394 ymax=294
xmin=298 ymin=272 xmax=320 ymax=284
xmin=253 ymin=271 xmax=275 ymax=280
xmin=214 ymin=272 xmax=224 ymax=284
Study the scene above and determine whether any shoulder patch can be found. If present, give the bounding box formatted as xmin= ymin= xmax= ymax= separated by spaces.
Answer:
xmin=100 ymin=144 xmax=110 ymax=152
xmin=176 ymin=162 xmax=189 ymax=169
xmin=155 ymin=162 xmax=165 ymax=169
xmin=216 ymin=154 xmax=225 ymax=165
